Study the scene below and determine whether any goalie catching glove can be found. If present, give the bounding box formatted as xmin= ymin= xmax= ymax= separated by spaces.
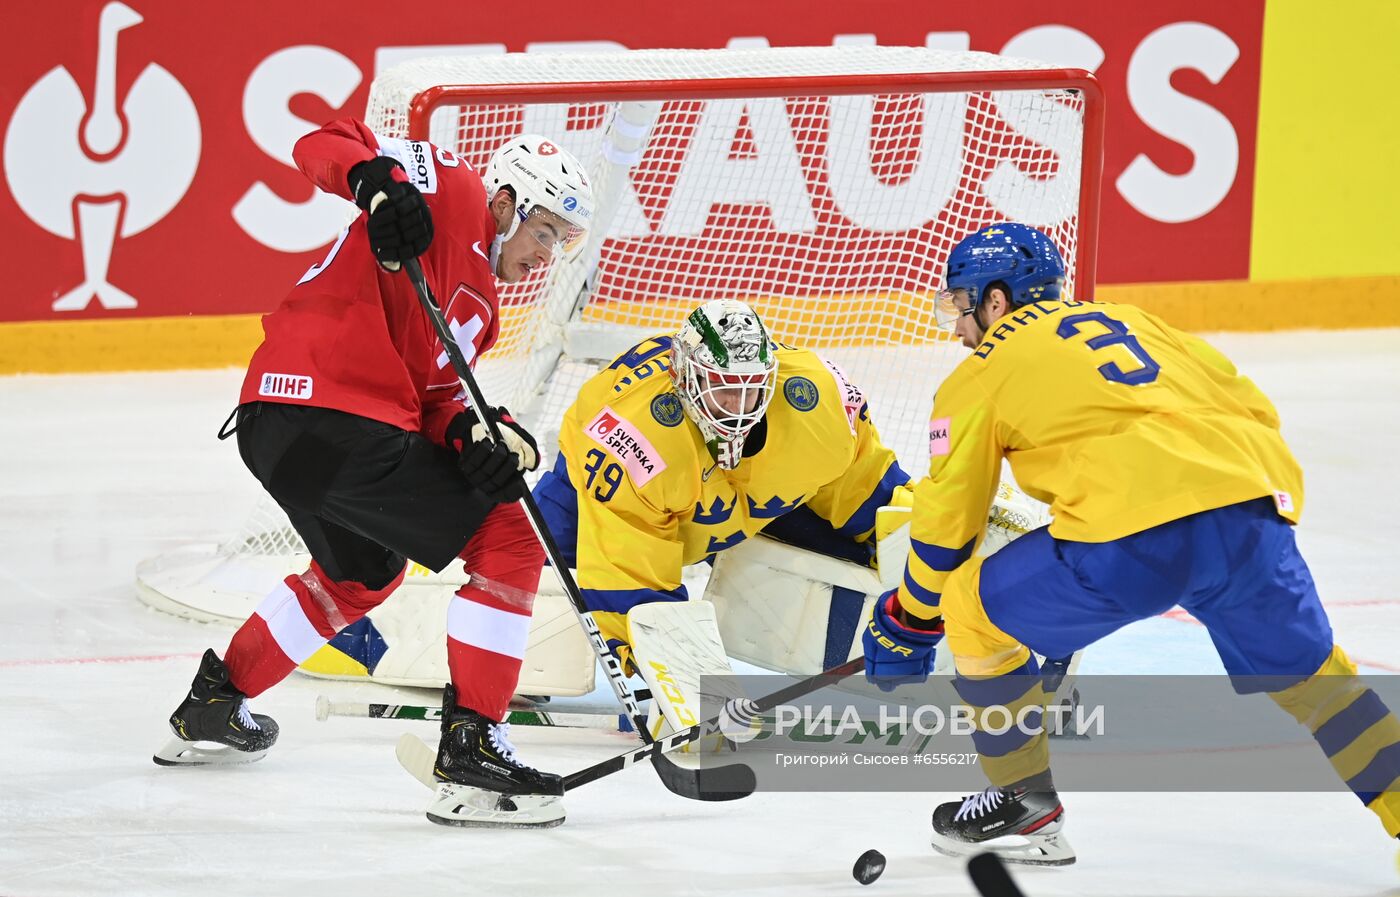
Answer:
xmin=446 ymin=407 xmax=539 ymax=503
xmin=347 ymin=156 xmax=433 ymax=272
xmin=863 ymin=590 xmax=944 ymax=692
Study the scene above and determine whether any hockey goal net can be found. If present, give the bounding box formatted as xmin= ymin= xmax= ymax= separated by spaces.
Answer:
xmin=137 ymin=45 xmax=1102 ymax=630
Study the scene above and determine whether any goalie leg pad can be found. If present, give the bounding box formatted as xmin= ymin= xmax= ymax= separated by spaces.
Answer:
xmin=627 ymin=601 xmax=756 ymax=761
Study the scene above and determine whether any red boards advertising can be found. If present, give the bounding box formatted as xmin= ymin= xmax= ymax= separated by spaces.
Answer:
xmin=0 ymin=0 xmax=1262 ymax=323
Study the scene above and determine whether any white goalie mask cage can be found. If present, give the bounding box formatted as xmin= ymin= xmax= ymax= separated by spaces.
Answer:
xmin=671 ymin=300 xmax=778 ymax=469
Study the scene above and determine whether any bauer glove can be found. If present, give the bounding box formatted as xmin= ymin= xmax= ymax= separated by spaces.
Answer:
xmin=863 ymin=590 xmax=943 ymax=692
xmin=348 ymin=156 xmax=433 ymax=272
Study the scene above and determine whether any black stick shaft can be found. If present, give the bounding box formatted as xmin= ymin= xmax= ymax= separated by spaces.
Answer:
xmin=403 ymin=259 xmax=647 ymax=727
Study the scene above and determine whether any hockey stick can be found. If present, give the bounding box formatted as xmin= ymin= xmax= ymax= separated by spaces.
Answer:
xmin=968 ymin=852 xmax=1029 ymax=897
xmin=561 ymin=655 xmax=864 ymax=790
xmin=402 ymin=257 xmax=747 ymax=801
xmin=314 ymin=694 xmax=630 ymax=731
xmin=397 ymin=656 xmax=866 ymax=793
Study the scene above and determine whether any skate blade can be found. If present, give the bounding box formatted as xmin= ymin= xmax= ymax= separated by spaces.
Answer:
xmin=426 ymin=783 xmax=565 ymax=829
xmin=930 ymin=829 xmax=1076 ymax=867
xmin=152 ymin=737 xmax=267 ymax=767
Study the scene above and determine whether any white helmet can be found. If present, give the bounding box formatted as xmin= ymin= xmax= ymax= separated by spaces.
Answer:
xmin=484 ymin=134 xmax=593 ymax=259
xmin=670 ymin=300 xmax=778 ymax=470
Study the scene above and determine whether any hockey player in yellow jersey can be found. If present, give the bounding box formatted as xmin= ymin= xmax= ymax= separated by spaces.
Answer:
xmin=534 ymin=299 xmax=911 ymax=675
xmin=862 ymin=223 xmax=1400 ymax=865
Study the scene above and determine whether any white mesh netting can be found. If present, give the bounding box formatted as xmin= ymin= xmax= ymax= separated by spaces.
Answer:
xmin=140 ymin=46 xmax=1099 ymax=615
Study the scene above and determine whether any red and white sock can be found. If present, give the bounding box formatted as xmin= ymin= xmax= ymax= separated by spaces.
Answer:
xmin=446 ymin=574 xmax=536 ymax=720
xmin=224 ymin=561 xmax=403 ymax=697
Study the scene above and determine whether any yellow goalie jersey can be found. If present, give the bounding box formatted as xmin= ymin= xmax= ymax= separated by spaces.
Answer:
xmin=534 ymin=336 xmax=909 ymax=658
xmin=899 ymin=298 xmax=1305 ymax=619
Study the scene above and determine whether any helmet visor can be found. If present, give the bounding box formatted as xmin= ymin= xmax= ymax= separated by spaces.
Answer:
xmin=519 ymin=205 xmax=588 ymax=260
xmin=934 ymin=289 xmax=975 ymax=332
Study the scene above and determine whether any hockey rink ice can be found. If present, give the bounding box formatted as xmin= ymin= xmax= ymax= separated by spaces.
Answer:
xmin=3 ymin=329 xmax=1399 ymax=897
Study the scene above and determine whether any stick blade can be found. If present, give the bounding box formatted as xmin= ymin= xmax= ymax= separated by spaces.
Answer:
xmin=968 ymin=852 xmax=1029 ymax=897
xmin=396 ymin=732 xmax=439 ymax=790
xmin=652 ymin=753 xmax=756 ymax=801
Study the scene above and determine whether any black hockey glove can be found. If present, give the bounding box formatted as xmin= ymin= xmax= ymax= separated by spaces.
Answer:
xmin=446 ymin=407 xmax=540 ymax=502
xmin=347 ymin=156 xmax=433 ymax=272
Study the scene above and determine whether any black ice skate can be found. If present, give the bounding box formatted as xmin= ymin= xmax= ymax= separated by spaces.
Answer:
xmin=930 ymin=779 xmax=1075 ymax=866
xmin=153 ymin=649 xmax=279 ymax=767
xmin=425 ymin=685 xmax=565 ymax=828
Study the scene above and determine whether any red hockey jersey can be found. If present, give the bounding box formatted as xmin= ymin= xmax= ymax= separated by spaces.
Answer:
xmin=240 ymin=118 xmax=500 ymax=446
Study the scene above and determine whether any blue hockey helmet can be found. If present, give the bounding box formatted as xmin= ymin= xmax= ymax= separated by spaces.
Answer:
xmin=943 ymin=223 xmax=1067 ymax=310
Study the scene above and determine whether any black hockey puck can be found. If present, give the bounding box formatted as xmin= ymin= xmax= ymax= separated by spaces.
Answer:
xmin=852 ymin=849 xmax=886 ymax=885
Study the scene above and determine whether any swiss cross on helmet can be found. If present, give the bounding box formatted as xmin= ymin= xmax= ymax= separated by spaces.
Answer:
xmin=484 ymin=134 xmax=594 ymax=259
xmin=671 ymin=300 xmax=777 ymax=470
xmin=943 ymin=223 xmax=1067 ymax=311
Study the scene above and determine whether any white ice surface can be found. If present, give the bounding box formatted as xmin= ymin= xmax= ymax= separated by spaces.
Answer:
xmin=2 ymin=330 xmax=1399 ymax=897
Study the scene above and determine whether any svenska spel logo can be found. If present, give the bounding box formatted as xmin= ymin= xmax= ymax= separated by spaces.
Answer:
xmin=590 ymin=412 xmax=619 ymax=437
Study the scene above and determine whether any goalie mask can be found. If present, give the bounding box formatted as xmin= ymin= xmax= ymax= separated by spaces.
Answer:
xmin=484 ymin=135 xmax=594 ymax=264
xmin=671 ymin=300 xmax=777 ymax=470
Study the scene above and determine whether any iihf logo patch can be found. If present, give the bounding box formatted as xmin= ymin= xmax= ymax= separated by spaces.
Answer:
xmin=651 ymin=392 xmax=684 ymax=427
xmin=783 ymin=376 xmax=819 ymax=411
xmin=259 ymin=372 xmax=313 ymax=399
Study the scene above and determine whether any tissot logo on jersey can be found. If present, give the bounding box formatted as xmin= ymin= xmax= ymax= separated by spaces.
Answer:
xmin=585 ymin=407 xmax=667 ymax=486
xmin=375 ymin=137 xmax=438 ymax=194
xmin=258 ymin=373 xmax=313 ymax=399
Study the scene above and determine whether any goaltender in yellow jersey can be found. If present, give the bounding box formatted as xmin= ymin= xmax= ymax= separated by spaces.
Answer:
xmin=533 ymin=300 xmax=910 ymax=665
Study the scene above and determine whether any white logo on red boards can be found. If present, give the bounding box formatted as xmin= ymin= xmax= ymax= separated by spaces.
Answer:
xmin=537 ymin=141 xmax=558 ymax=156
xmin=585 ymin=406 xmax=666 ymax=487
xmin=3 ymin=1 xmax=200 ymax=312
xmin=259 ymin=373 xmax=314 ymax=400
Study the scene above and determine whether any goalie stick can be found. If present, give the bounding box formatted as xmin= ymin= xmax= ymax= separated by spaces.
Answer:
xmin=397 ymin=655 xmax=866 ymax=793
xmin=402 ymin=257 xmax=748 ymax=801
xmin=314 ymin=694 xmax=631 ymax=731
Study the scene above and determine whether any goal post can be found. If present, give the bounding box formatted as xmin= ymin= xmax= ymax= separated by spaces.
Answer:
xmin=136 ymin=46 xmax=1103 ymax=694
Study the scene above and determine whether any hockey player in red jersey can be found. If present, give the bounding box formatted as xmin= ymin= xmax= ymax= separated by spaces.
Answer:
xmin=154 ymin=118 xmax=592 ymax=828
